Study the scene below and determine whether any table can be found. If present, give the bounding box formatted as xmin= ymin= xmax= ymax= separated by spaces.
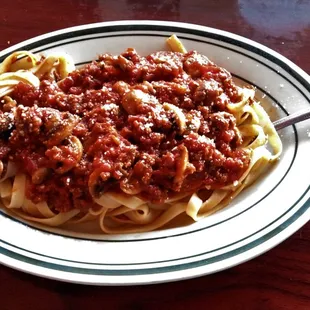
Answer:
xmin=1 ymin=0 xmax=310 ymax=309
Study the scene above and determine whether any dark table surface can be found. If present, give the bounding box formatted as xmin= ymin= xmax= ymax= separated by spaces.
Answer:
xmin=1 ymin=0 xmax=310 ymax=309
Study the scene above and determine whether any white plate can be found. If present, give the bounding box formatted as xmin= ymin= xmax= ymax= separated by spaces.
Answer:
xmin=0 ymin=20 xmax=309 ymax=285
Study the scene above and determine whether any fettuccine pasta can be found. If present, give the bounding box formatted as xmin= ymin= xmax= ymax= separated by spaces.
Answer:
xmin=0 ymin=35 xmax=282 ymax=234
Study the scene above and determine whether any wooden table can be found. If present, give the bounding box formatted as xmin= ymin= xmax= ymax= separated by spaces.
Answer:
xmin=1 ymin=0 xmax=310 ymax=309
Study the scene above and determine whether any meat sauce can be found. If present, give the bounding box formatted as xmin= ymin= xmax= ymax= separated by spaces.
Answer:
xmin=0 ymin=49 xmax=250 ymax=212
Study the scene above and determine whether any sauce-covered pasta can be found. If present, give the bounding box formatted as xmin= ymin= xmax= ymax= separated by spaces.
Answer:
xmin=0 ymin=36 xmax=282 ymax=233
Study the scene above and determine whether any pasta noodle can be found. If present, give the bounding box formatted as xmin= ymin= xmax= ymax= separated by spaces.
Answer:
xmin=0 ymin=36 xmax=282 ymax=234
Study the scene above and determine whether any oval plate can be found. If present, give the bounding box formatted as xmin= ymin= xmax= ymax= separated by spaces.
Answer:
xmin=0 ymin=20 xmax=310 ymax=285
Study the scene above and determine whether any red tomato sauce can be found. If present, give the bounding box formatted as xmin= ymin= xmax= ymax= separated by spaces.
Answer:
xmin=0 ymin=49 xmax=250 ymax=212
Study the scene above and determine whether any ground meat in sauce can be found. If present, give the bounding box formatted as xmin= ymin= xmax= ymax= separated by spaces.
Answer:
xmin=1 ymin=49 xmax=250 ymax=212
